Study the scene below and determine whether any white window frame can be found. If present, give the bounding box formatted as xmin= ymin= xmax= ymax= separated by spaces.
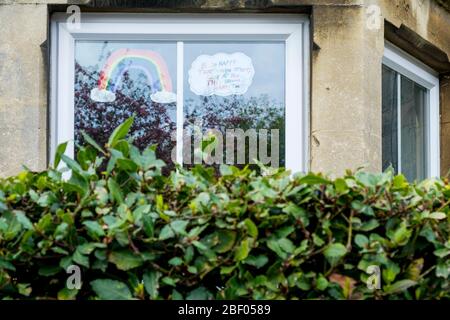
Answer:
xmin=50 ymin=13 xmax=310 ymax=173
xmin=382 ymin=42 xmax=440 ymax=178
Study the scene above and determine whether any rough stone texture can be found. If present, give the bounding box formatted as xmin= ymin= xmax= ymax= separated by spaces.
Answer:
xmin=379 ymin=0 xmax=450 ymax=60
xmin=0 ymin=0 xmax=449 ymax=177
xmin=0 ymin=4 xmax=48 ymax=176
xmin=310 ymin=5 xmax=384 ymax=174
xmin=442 ymin=74 xmax=450 ymax=176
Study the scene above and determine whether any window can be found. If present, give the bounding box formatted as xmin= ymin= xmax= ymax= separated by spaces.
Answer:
xmin=51 ymin=14 xmax=310 ymax=173
xmin=382 ymin=43 xmax=440 ymax=181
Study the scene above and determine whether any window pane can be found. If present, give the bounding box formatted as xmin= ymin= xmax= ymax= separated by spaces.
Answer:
xmin=401 ymin=76 xmax=427 ymax=181
xmin=74 ymin=41 xmax=177 ymax=166
xmin=183 ymin=42 xmax=285 ymax=168
xmin=382 ymin=66 xmax=398 ymax=172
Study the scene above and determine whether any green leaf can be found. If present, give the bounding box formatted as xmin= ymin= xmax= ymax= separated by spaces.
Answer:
xmin=433 ymin=248 xmax=450 ymax=258
xmin=168 ymin=257 xmax=183 ymax=266
xmin=83 ymin=220 xmax=105 ymax=239
xmin=393 ymin=174 xmax=408 ymax=188
xmin=267 ymin=237 xmax=295 ymax=259
xmin=106 ymin=149 xmax=122 ymax=174
xmin=162 ymin=277 xmax=177 ymax=287
xmin=356 ymin=172 xmax=379 ymax=188
xmin=351 ymin=201 xmax=374 ymax=216
xmin=192 ymin=240 xmax=209 ymax=252
xmin=57 ymin=288 xmax=79 ymax=300
xmin=108 ymin=116 xmax=134 ymax=148
xmin=219 ymin=164 xmax=233 ymax=176
xmin=108 ymin=250 xmax=143 ymax=271
xmin=275 ymin=225 xmax=295 ymax=238
xmin=186 ymin=287 xmax=211 ymax=300
xmin=73 ymin=249 xmax=90 ymax=268
xmin=156 ymin=194 xmax=164 ymax=211
xmin=267 ymin=239 xmax=287 ymax=259
xmin=358 ymin=219 xmax=380 ymax=231
xmin=54 ymin=142 xmax=68 ymax=168
xmin=35 ymin=213 xmax=52 ymax=233
xmin=15 ymin=211 xmax=33 ymax=230
xmin=81 ymin=130 xmax=105 ymax=154
xmin=143 ymin=271 xmax=161 ymax=299
xmin=244 ymin=218 xmax=258 ymax=238
xmin=354 ymin=234 xmax=369 ymax=248
xmin=282 ymin=204 xmax=309 ymax=227
xmin=244 ymin=255 xmax=268 ymax=269
xmin=17 ymin=283 xmax=32 ymax=296
xmin=383 ymin=261 xmax=400 ymax=284
xmin=429 ymin=212 xmax=447 ymax=220
xmin=334 ymin=178 xmax=349 ymax=194
xmin=0 ymin=258 xmax=16 ymax=271
xmin=298 ymin=174 xmax=329 ymax=185
xmin=220 ymin=265 xmax=236 ymax=275
xmin=383 ymin=280 xmax=417 ymax=294
xmin=117 ymin=158 xmax=139 ymax=172
xmin=59 ymin=256 xmax=73 ymax=270
xmin=159 ymin=225 xmax=175 ymax=240
xmin=388 ymin=221 xmax=412 ymax=246
xmin=65 ymin=170 xmax=89 ymax=196
xmin=142 ymin=213 xmax=154 ymax=238
xmin=132 ymin=147 xmax=164 ymax=170
xmin=108 ymin=178 xmax=124 ymax=204
xmin=171 ymin=289 xmax=183 ymax=300
xmin=91 ymin=279 xmax=133 ymax=300
xmin=312 ymin=233 xmax=325 ymax=247
xmin=61 ymin=154 xmax=84 ymax=174
xmin=77 ymin=243 xmax=102 ymax=255
xmin=316 ymin=275 xmax=329 ymax=291
xmin=436 ymin=262 xmax=449 ymax=278
xmin=214 ymin=230 xmax=237 ymax=253
xmin=234 ymin=238 xmax=250 ymax=261
xmin=278 ymin=238 xmax=295 ymax=254
xmin=38 ymin=265 xmax=61 ymax=277
xmin=132 ymin=204 xmax=149 ymax=221
xmin=54 ymin=222 xmax=69 ymax=241
xmin=170 ymin=220 xmax=189 ymax=235
xmin=324 ymin=243 xmax=347 ymax=265
xmin=114 ymin=140 xmax=130 ymax=157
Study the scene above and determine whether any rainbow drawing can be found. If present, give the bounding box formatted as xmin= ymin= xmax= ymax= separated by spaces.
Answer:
xmin=90 ymin=48 xmax=176 ymax=104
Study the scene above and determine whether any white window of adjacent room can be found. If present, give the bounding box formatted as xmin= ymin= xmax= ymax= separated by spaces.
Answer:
xmin=382 ymin=43 xmax=440 ymax=181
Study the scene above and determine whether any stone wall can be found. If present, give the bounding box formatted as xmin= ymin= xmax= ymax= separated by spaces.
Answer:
xmin=0 ymin=0 xmax=449 ymax=176
xmin=0 ymin=4 xmax=48 ymax=176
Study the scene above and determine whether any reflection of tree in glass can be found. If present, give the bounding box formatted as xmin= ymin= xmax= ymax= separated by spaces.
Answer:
xmin=74 ymin=62 xmax=176 ymax=168
xmin=75 ymin=49 xmax=285 ymax=171
xmin=184 ymin=95 xmax=285 ymax=169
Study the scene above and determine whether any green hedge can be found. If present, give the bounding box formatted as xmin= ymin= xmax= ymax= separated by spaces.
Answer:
xmin=0 ymin=118 xmax=449 ymax=300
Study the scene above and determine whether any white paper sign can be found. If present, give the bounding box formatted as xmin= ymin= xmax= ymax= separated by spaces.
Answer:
xmin=188 ymin=52 xmax=255 ymax=97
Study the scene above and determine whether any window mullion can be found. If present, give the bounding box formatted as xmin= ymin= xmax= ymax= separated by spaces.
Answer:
xmin=176 ymin=41 xmax=184 ymax=165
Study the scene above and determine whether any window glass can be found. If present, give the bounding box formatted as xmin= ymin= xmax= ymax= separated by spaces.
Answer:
xmin=74 ymin=41 xmax=177 ymax=165
xmin=74 ymin=40 xmax=288 ymax=169
xmin=183 ymin=42 xmax=285 ymax=168
xmin=400 ymin=76 xmax=427 ymax=181
xmin=381 ymin=66 xmax=428 ymax=181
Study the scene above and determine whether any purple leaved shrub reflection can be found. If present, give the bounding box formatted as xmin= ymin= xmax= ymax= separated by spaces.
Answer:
xmin=75 ymin=63 xmax=285 ymax=171
xmin=74 ymin=62 xmax=176 ymax=169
